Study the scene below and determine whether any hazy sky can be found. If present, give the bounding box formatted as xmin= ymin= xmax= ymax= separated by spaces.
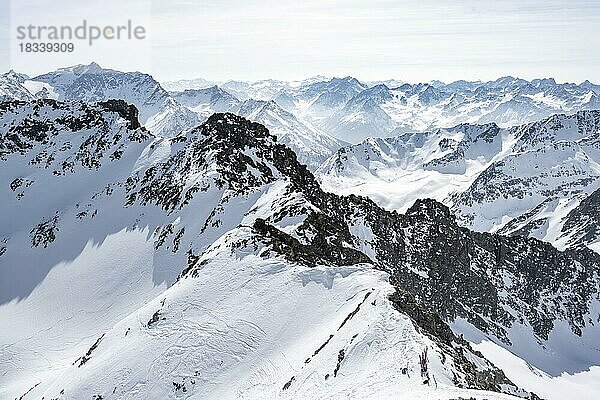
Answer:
xmin=2 ymin=0 xmax=599 ymax=83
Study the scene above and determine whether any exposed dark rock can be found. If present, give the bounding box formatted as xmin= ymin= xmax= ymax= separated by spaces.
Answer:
xmin=562 ymin=188 xmax=600 ymax=249
xmin=282 ymin=376 xmax=295 ymax=390
xmin=76 ymin=334 xmax=105 ymax=367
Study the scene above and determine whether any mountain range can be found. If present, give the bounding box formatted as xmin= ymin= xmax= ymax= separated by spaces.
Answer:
xmin=166 ymin=74 xmax=600 ymax=143
xmin=1 ymin=64 xmax=600 ymax=400
xmin=318 ymin=111 xmax=600 ymax=255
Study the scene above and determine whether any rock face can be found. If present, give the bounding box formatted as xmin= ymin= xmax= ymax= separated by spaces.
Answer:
xmin=560 ymin=188 xmax=600 ymax=250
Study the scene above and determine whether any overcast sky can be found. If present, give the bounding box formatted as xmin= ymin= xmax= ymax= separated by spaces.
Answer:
xmin=2 ymin=0 xmax=599 ymax=83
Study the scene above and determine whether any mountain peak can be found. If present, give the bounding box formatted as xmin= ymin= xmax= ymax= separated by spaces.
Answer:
xmin=3 ymin=69 xmax=29 ymax=82
xmin=330 ymin=76 xmax=363 ymax=87
xmin=405 ymin=197 xmax=454 ymax=221
xmin=370 ymin=83 xmax=390 ymax=91
xmin=200 ymin=112 xmax=272 ymax=143
xmin=532 ymin=77 xmax=557 ymax=86
xmin=73 ymin=62 xmax=105 ymax=74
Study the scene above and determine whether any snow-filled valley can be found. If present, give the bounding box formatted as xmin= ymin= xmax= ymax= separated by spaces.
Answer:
xmin=1 ymin=65 xmax=600 ymax=400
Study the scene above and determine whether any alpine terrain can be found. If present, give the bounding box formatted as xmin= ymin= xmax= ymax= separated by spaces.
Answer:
xmin=1 ymin=65 xmax=600 ymax=400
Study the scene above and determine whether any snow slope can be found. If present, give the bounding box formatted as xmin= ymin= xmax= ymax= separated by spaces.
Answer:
xmin=17 ymin=229 xmax=522 ymax=400
xmin=473 ymin=339 xmax=600 ymax=400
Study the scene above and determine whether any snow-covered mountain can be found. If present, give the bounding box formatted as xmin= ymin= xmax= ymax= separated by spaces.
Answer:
xmin=320 ymin=78 xmax=600 ymax=142
xmin=322 ymin=83 xmax=397 ymax=142
xmin=3 ymin=67 xmax=600 ymax=399
xmin=298 ymin=76 xmax=368 ymax=118
xmin=171 ymin=85 xmax=242 ymax=119
xmin=164 ymin=76 xmax=334 ymax=103
xmin=220 ymin=79 xmax=295 ymax=101
xmin=318 ymin=110 xmax=600 ymax=254
xmin=161 ymin=77 xmax=215 ymax=92
xmin=170 ymin=86 xmax=345 ymax=170
xmin=0 ymin=65 xmax=342 ymax=170
xmin=1 ymin=65 xmax=343 ymax=170
xmin=3 ymin=100 xmax=600 ymax=399
xmin=235 ymin=98 xmax=346 ymax=170
xmin=0 ymin=70 xmax=35 ymax=101
xmin=0 ymin=102 xmax=510 ymax=399
xmin=451 ymin=112 xmax=600 ymax=239
xmin=165 ymin=75 xmax=359 ymax=168
xmin=31 ymin=63 xmax=200 ymax=137
xmin=0 ymin=70 xmax=60 ymax=102
xmin=164 ymin=74 xmax=600 ymax=143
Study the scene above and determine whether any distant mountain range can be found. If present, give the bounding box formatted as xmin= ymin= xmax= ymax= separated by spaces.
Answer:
xmin=165 ymin=74 xmax=600 ymax=143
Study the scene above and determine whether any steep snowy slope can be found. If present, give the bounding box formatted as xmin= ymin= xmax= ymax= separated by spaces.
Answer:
xmin=318 ymin=111 xmax=600 ymax=252
xmin=0 ymin=101 xmax=287 ymax=397
xmin=0 ymin=99 xmax=164 ymax=397
xmin=2 ymin=106 xmax=550 ymax=400
xmin=0 ymin=103 xmax=295 ymax=398
xmin=20 ymin=230 xmax=527 ymax=400
xmin=33 ymin=63 xmax=199 ymax=137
